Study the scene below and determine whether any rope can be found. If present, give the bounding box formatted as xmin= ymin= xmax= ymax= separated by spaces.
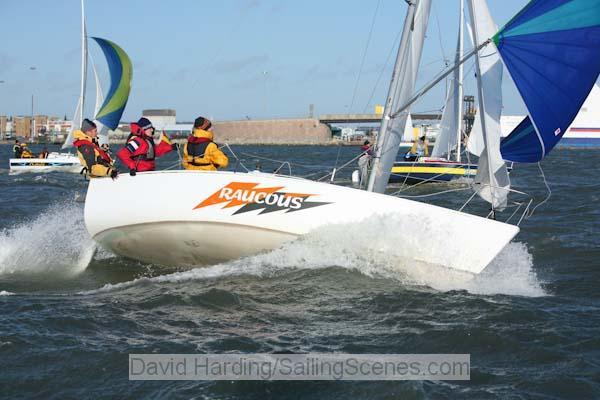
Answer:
xmin=526 ymin=161 xmax=552 ymax=218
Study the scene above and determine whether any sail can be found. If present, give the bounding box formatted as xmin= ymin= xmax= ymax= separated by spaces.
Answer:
xmin=467 ymin=0 xmax=510 ymax=209
xmin=432 ymin=0 xmax=464 ymax=160
xmin=367 ymin=0 xmax=432 ymax=193
xmin=91 ymin=57 xmax=104 ymax=117
xmin=91 ymin=37 xmax=132 ymax=131
xmin=63 ymin=0 xmax=88 ymax=149
xmin=497 ymin=0 xmax=600 ymax=162
xmin=401 ymin=114 xmax=414 ymax=142
xmin=90 ymin=56 xmax=110 ymax=145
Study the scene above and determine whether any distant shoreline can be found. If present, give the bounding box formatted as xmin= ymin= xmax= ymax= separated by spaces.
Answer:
xmin=0 ymin=139 xmax=367 ymax=146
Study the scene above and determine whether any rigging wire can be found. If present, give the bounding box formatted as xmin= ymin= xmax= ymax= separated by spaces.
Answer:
xmin=362 ymin=28 xmax=403 ymax=113
xmin=348 ymin=0 xmax=382 ymax=114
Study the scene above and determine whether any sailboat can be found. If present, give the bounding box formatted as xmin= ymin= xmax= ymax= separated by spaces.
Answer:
xmin=84 ymin=0 xmax=600 ymax=275
xmin=9 ymin=0 xmax=132 ymax=173
xmin=389 ymin=0 xmax=478 ymax=185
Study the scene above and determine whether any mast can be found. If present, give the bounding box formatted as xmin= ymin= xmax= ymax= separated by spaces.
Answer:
xmin=63 ymin=0 xmax=88 ymax=149
xmin=79 ymin=0 xmax=87 ymax=122
xmin=366 ymin=2 xmax=416 ymax=193
xmin=367 ymin=0 xmax=432 ymax=193
xmin=467 ymin=0 xmax=496 ymax=213
xmin=455 ymin=0 xmax=464 ymax=162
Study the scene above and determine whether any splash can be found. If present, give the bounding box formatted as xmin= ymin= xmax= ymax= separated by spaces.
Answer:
xmin=0 ymin=290 xmax=14 ymax=296
xmin=84 ymin=215 xmax=545 ymax=297
xmin=0 ymin=202 xmax=96 ymax=276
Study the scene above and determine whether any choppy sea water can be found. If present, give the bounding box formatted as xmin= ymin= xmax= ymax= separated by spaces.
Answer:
xmin=0 ymin=143 xmax=598 ymax=399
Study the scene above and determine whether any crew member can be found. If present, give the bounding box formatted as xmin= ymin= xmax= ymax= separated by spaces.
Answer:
xmin=182 ymin=117 xmax=228 ymax=171
xmin=73 ymin=118 xmax=118 ymax=178
xmin=13 ymin=140 xmax=22 ymax=158
xmin=20 ymin=143 xmax=34 ymax=158
xmin=404 ymin=135 xmax=429 ymax=161
xmin=117 ymin=117 xmax=175 ymax=175
xmin=38 ymin=147 xmax=49 ymax=159
xmin=358 ymin=140 xmax=373 ymax=185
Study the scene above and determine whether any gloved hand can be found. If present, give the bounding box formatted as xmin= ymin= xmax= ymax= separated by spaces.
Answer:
xmin=172 ymin=143 xmax=179 ymax=151
xmin=110 ymin=169 xmax=119 ymax=180
xmin=129 ymin=169 xmax=137 ymax=176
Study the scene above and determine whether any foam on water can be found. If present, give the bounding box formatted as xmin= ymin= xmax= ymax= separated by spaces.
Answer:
xmin=85 ymin=215 xmax=545 ymax=297
xmin=0 ymin=290 xmax=14 ymax=296
xmin=0 ymin=202 xmax=96 ymax=276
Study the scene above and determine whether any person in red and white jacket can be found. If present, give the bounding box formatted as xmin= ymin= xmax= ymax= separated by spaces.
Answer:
xmin=117 ymin=117 xmax=177 ymax=175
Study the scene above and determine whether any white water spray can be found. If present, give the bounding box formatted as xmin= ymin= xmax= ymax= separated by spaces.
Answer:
xmin=0 ymin=202 xmax=96 ymax=276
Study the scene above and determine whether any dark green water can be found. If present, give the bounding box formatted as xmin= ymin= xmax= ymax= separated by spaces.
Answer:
xmin=0 ymin=144 xmax=598 ymax=399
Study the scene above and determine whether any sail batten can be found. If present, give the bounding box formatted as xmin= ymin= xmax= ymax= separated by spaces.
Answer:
xmin=498 ymin=0 xmax=600 ymax=162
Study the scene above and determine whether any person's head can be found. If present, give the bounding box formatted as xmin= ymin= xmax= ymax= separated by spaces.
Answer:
xmin=419 ymin=135 xmax=426 ymax=141
xmin=136 ymin=117 xmax=155 ymax=137
xmin=194 ymin=116 xmax=212 ymax=131
xmin=363 ymin=140 xmax=370 ymax=146
xmin=81 ymin=118 xmax=98 ymax=137
xmin=15 ymin=139 xmax=19 ymax=144
xmin=20 ymin=142 xmax=28 ymax=148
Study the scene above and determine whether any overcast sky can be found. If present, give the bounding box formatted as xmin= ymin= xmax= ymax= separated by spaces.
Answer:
xmin=0 ymin=0 xmax=528 ymax=122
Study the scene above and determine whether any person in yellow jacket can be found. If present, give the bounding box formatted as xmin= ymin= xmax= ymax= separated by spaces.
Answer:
xmin=20 ymin=143 xmax=34 ymax=158
xmin=182 ymin=117 xmax=229 ymax=171
xmin=73 ymin=119 xmax=118 ymax=179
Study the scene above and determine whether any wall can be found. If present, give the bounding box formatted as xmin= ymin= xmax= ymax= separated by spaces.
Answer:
xmin=212 ymin=118 xmax=331 ymax=144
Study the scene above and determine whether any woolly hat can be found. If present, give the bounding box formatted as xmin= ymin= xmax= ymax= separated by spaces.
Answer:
xmin=138 ymin=117 xmax=154 ymax=129
xmin=194 ymin=116 xmax=212 ymax=131
xmin=137 ymin=117 xmax=153 ymax=130
xmin=81 ymin=118 xmax=97 ymax=132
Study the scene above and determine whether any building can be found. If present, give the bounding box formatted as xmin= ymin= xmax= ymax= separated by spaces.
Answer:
xmin=0 ymin=116 xmax=7 ymax=139
xmin=13 ymin=116 xmax=32 ymax=138
xmin=142 ymin=109 xmax=176 ymax=130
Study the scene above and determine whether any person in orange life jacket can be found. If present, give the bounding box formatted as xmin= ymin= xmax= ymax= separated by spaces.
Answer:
xmin=182 ymin=117 xmax=228 ymax=171
xmin=117 ymin=117 xmax=176 ymax=176
xmin=73 ymin=118 xmax=118 ymax=178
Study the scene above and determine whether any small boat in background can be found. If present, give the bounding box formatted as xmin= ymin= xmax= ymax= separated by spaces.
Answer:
xmin=9 ymin=152 xmax=82 ymax=174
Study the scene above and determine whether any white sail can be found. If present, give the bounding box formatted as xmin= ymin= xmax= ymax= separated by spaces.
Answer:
xmin=432 ymin=0 xmax=464 ymax=160
xmin=401 ymin=114 xmax=414 ymax=142
xmin=63 ymin=0 xmax=88 ymax=149
xmin=368 ymin=0 xmax=432 ymax=193
xmin=467 ymin=0 xmax=510 ymax=210
xmin=90 ymin=56 xmax=110 ymax=145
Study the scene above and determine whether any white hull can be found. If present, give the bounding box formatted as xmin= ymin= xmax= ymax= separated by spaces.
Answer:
xmin=9 ymin=152 xmax=82 ymax=173
xmin=85 ymin=170 xmax=519 ymax=274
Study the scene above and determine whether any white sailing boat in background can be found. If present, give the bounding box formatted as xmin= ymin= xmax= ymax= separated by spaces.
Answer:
xmin=9 ymin=0 xmax=131 ymax=173
xmin=84 ymin=0 xmax=600 ymax=275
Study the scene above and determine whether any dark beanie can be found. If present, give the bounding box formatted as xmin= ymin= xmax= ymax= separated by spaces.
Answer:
xmin=137 ymin=117 xmax=153 ymax=130
xmin=81 ymin=118 xmax=97 ymax=132
xmin=194 ymin=116 xmax=212 ymax=130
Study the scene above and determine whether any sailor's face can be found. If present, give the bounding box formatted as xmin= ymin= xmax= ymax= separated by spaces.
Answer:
xmin=88 ymin=128 xmax=98 ymax=137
